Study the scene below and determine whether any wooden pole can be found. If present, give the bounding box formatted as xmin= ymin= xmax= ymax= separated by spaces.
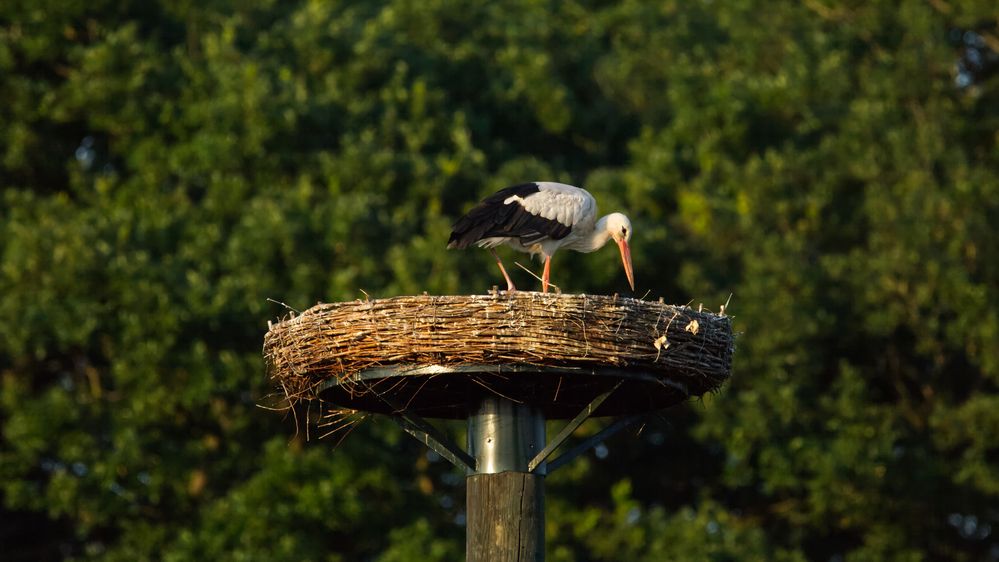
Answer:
xmin=466 ymin=397 xmax=546 ymax=562
xmin=466 ymin=472 xmax=544 ymax=562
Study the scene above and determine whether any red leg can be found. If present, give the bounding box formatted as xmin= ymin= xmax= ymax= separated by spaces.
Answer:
xmin=542 ymin=255 xmax=551 ymax=293
xmin=490 ymin=249 xmax=516 ymax=293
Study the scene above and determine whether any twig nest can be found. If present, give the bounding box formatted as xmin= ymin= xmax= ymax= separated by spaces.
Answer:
xmin=264 ymin=293 xmax=735 ymax=419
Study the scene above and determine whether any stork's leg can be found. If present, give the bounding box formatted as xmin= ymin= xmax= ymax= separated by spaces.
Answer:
xmin=489 ymin=249 xmax=517 ymax=293
xmin=542 ymin=255 xmax=551 ymax=293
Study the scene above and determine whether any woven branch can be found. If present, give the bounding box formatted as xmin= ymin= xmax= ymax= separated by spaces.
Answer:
xmin=264 ymin=293 xmax=735 ymax=410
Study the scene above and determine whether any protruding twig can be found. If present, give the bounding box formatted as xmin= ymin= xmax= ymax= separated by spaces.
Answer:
xmin=513 ymin=261 xmax=561 ymax=293
xmin=720 ymin=293 xmax=733 ymax=316
xmin=267 ymin=298 xmax=300 ymax=314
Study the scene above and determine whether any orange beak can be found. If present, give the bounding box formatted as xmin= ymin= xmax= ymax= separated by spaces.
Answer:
xmin=616 ymin=238 xmax=635 ymax=291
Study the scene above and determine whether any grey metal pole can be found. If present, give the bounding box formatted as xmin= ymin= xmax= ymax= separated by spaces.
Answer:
xmin=466 ymin=396 xmax=546 ymax=562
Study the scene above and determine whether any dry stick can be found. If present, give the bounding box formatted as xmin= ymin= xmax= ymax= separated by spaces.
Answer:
xmin=306 ymin=399 xmax=312 ymax=442
xmin=267 ymin=298 xmax=301 ymax=314
xmin=317 ymin=408 xmax=346 ymax=427
xmin=401 ymin=374 xmax=435 ymax=412
xmin=318 ymin=408 xmax=360 ymax=430
xmin=513 ymin=261 xmax=561 ymax=293
xmin=317 ymin=413 xmax=361 ymax=441
xmin=280 ymin=379 xmax=301 ymax=442
xmin=721 ymin=292 xmax=733 ymax=315
xmin=331 ymin=414 xmax=366 ymax=450
xmin=255 ymin=393 xmax=293 ymax=412
xmin=470 ymin=376 xmax=525 ymax=404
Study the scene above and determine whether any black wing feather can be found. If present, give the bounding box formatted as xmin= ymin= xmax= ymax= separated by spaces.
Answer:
xmin=448 ymin=183 xmax=572 ymax=249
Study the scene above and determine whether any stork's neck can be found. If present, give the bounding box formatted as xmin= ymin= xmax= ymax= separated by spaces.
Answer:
xmin=575 ymin=215 xmax=615 ymax=253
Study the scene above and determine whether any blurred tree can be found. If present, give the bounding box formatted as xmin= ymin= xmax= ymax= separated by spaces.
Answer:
xmin=1 ymin=0 xmax=996 ymax=560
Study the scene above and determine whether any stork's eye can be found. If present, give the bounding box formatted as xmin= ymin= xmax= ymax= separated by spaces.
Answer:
xmin=621 ymin=227 xmax=628 ymax=236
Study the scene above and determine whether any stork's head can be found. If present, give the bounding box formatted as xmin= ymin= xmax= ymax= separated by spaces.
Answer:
xmin=605 ymin=213 xmax=632 ymax=243
xmin=605 ymin=213 xmax=635 ymax=290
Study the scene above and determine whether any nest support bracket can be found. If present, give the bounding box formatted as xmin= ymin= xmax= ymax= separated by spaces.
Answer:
xmin=390 ymin=412 xmax=477 ymax=473
xmin=527 ymin=381 xmax=621 ymax=473
xmin=546 ymin=412 xmax=647 ymax=473
xmin=374 ymin=389 xmax=478 ymax=472
xmin=385 ymin=379 xmax=644 ymax=476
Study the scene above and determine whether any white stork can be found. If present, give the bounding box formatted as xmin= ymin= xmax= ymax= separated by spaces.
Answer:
xmin=448 ymin=182 xmax=635 ymax=293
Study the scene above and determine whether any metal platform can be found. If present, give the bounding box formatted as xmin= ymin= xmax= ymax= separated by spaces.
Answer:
xmin=316 ymin=363 xmax=694 ymax=420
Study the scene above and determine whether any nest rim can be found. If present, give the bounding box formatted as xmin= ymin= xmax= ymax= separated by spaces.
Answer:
xmin=264 ymin=292 xmax=735 ymax=421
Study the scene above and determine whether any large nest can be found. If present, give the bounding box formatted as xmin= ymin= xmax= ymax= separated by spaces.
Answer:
xmin=264 ymin=293 xmax=734 ymax=419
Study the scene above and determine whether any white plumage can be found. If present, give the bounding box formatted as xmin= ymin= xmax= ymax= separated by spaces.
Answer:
xmin=502 ymin=182 xmax=596 ymax=228
xmin=448 ymin=182 xmax=635 ymax=293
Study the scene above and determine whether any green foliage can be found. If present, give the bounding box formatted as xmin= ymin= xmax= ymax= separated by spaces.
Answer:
xmin=2 ymin=1 xmax=997 ymax=560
